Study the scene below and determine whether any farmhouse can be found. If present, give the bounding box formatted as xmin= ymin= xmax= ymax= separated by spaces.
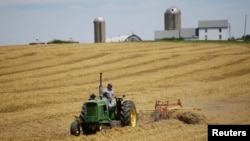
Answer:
xmin=198 ymin=20 xmax=229 ymax=40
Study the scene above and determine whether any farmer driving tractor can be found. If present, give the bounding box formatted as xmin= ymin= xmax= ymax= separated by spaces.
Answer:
xmin=102 ymin=83 xmax=116 ymax=107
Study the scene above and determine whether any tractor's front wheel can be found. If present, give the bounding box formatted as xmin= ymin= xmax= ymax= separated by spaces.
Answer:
xmin=120 ymin=101 xmax=137 ymax=127
xmin=82 ymin=124 xmax=100 ymax=134
xmin=70 ymin=121 xmax=80 ymax=136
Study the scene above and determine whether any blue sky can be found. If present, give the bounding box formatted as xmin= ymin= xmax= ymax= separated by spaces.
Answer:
xmin=0 ymin=0 xmax=249 ymax=45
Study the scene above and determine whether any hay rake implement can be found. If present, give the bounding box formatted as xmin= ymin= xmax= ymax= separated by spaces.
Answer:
xmin=138 ymin=99 xmax=183 ymax=123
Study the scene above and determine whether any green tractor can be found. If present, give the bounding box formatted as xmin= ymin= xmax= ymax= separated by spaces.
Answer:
xmin=70 ymin=73 xmax=137 ymax=136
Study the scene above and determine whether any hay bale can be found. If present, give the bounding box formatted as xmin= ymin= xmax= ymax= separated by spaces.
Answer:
xmin=169 ymin=109 xmax=206 ymax=124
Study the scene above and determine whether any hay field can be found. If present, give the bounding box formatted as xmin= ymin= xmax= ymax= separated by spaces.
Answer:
xmin=0 ymin=42 xmax=249 ymax=141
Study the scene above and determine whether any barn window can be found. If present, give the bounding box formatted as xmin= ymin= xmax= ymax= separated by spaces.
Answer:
xmin=219 ymin=28 xmax=222 ymax=33
xmin=219 ymin=35 xmax=222 ymax=40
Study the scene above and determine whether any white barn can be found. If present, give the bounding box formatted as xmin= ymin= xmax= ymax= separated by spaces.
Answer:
xmin=106 ymin=33 xmax=142 ymax=42
xmin=198 ymin=20 xmax=229 ymax=40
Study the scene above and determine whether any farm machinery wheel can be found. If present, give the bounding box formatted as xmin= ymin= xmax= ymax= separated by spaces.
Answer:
xmin=70 ymin=103 xmax=87 ymax=136
xmin=155 ymin=112 xmax=169 ymax=121
xmin=79 ymin=103 xmax=102 ymax=134
xmin=120 ymin=101 xmax=137 ymax=127
xmin=70 ymin=121 xmax=80 ymax=136
xmin=80 ymin=104 xmax=87 ymax=122
xmin=82 ymin=124 xmax=101 ymax=134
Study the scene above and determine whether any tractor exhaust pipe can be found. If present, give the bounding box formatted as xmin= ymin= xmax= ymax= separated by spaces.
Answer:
xmin=99 ymin=72 xmax=103 ymax=98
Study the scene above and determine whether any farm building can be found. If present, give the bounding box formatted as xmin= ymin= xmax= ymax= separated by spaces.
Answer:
xmin=155 ymin=28 xmax=198 ymax=40
xmin=198 ymin=20 xmax=229 ymax=40
xmin=106 ymin=33 xmax=142 ymax=42
xmin=155 ymin=6 xmax=229 ymax=41
xmin=155 ymin=6 xmax=198 ymax=40
xmin=164 ymin=6 xmax=181 ymax=30
xmin=93 ymin=17 xmax=106 ymax=43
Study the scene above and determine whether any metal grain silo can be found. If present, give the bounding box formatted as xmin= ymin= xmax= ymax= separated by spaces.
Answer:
xmin=164 ymin=6 xmax=181 ymax=30
xmin=93 ymin=17 xmax=106 ymax=43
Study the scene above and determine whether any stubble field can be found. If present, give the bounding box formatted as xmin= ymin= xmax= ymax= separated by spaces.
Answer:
xmin=0 ymin=41 xmax=249 ymax=141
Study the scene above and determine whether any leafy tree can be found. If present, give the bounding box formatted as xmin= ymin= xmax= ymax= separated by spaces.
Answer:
xmin=242 ymin=34 xmax=250 ymax=40
xmin=47 ymin=39 xmax=79 ymax=44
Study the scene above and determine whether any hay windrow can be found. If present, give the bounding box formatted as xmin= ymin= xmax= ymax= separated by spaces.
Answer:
xmin=169 ymin=109 xmax=206 ymax=124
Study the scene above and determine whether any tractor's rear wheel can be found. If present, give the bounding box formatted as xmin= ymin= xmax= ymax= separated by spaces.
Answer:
xmin=70 ymin=121 xmax=80 ymax=136
xmin=120 ymin=101 xmax=137 ymax=127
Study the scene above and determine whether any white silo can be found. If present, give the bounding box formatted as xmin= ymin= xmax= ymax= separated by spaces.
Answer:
xmin=164 ymin=6 xmax=181 ymax=30
xmin=93 ymin=17 xmax=106 ymax=43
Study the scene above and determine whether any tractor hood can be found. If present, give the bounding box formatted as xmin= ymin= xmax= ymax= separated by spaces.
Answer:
xmin=84 ymin=97 xmax=111 ymax=123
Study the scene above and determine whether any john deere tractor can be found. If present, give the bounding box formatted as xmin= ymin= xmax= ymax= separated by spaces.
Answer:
xmin=70 ymin=73 xmax=137 ymax=136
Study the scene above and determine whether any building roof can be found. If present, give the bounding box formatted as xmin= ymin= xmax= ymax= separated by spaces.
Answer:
xmin=165 ymin=6 xmax=181 ymax=14
xmin=94 ymin=16 xmax=105 ymax=22
xmin=106 ymin=33 xmax=142 ymax=42
xmin=198 ymin=20 xmax=228 ymax=28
